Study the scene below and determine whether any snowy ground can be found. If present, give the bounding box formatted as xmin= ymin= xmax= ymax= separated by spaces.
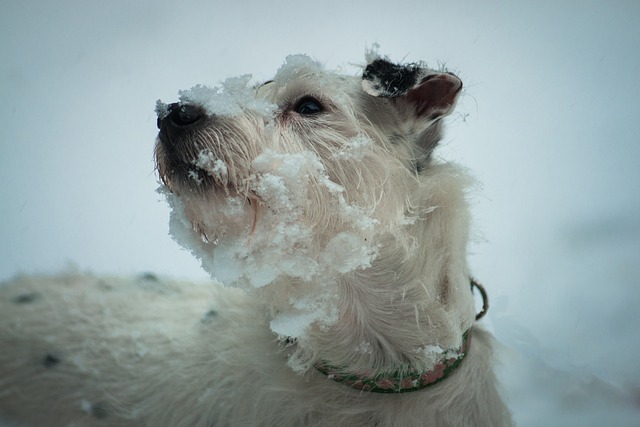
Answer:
xmin=1 ymin=1 xmax=639 ymax=425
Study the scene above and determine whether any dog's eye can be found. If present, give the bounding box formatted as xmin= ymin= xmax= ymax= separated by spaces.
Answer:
xmin=294 ymin=97 xmax=324 ymax=115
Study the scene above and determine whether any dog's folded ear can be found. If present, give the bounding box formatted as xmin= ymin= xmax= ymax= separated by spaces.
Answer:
xmin=362 ymin=58 xmax=462 ymax=120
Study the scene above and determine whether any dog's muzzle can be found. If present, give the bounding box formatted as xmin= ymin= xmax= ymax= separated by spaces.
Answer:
xmin=155 ymin=102 xmax=218 ymax=191
xmin=157 ymin=103 xmax=206 ymax=147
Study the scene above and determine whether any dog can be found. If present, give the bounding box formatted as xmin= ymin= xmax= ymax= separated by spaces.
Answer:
xmin=0 ymin=51 xmax=512 ymax=426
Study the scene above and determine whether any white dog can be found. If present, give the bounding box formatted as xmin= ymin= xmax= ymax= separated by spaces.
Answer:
xmin=0 ymin=52 xmax=512 ymax=426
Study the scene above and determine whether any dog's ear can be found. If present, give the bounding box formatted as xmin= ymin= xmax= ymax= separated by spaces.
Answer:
xmin=362 ymin=58 xmax=463 ymax=172
xmin=362 ymin=58 xmax=462 ymax=120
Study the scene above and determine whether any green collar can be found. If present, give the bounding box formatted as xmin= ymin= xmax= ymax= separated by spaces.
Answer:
xmin=315 ymin=329 xmax=472 ymax=393
xmin=314 ymin=278 xmax=488 ymax=393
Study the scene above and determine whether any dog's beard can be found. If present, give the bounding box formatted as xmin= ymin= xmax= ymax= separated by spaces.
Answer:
xmin=160 ymin=148 xmax=381 ymax=338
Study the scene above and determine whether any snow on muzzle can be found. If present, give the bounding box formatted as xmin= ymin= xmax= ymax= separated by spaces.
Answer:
xmin=155 ymin=102 xmax=228 ymax=192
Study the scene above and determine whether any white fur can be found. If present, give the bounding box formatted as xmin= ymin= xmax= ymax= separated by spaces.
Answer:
xmin=0 ymin=54 xmax=512 ymax=426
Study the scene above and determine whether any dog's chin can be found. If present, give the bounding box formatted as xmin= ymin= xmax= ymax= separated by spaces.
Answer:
xmin=156 ymin=143 xmax=230 ymax=196
xmin=159 ymin=172 xmax=260 ymax=245
xmin=161 ymin=166 xmax=221 ymax=195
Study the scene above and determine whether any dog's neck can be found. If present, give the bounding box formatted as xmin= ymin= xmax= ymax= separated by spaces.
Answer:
xmin=306 ymin=255 xmax=476 ymax=374
xmin=293 ymin=164 xmax=478 ymax=375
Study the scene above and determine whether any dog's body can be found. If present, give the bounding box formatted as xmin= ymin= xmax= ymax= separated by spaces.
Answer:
xmin=0 ymin=53 xmax=512 ymax=426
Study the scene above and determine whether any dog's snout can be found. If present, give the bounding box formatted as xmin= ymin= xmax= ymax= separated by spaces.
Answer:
xmin=157 ymin=103 xmax=205 ymax=131
xmin=157 ymin=103 xmax=208 ymax=148
xmin=170 ymin=103 xmax=203 ymax=127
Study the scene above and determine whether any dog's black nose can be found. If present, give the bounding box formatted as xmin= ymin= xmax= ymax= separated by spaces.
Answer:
xmin=170 ymin=103 xmax=203 ymax=127
xmin=157 ymin=103 xmax=207 ymax=148
xmin=157 ymin=103 xmax=204 ymax=130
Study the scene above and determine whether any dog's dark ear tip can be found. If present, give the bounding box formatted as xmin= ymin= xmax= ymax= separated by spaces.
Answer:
xmin=362 ymin=59 xmax=422 ymax=99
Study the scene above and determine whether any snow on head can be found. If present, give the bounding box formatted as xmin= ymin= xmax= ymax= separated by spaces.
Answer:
xmin=154 ymin=100 xmax=171 ymax=120
xmin=172 ymin=75 xmax=277 ymax=117
xmin=273 ymin=54 xmax=324 ymax=84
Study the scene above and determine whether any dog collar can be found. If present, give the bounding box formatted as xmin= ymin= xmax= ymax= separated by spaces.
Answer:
xmin=315 ymin=278 xmax=488 ymax=393
xmin=315 ymin=329 xmax=472 ymax=393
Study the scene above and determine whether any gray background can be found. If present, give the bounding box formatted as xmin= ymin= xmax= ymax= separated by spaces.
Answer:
xmin=1 ymin=1 xmax=639 ymax=424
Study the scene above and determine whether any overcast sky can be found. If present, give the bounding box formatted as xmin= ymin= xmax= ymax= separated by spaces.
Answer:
xmin=1 ymin=1 xmax=639 ymax=424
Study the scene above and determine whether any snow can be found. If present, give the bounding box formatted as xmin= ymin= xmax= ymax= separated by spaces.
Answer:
xmin=174 ymin=76 xmax=277 ymax=117
xmin=162 ymin=146 xmax=380 ymax=337
xmin=195 ymin=151 xmax=228 ymax=182
xmin=332 ymin=133 xmax=374 ymax=161
xmin=273 ymin=55 xmax=324 ymax=85
xmin=1 ymin=1 xmax=639 ymax=425
xmin=154 ymin=100 xmax=170 ymax=120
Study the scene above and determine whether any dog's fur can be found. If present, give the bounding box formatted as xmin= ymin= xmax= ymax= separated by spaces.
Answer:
xmin=0 ymin=53 xmax=512 ymax=426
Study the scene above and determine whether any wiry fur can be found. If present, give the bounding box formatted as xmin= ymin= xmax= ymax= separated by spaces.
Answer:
xmin=0 ymin=54 xmax=512 ymax=426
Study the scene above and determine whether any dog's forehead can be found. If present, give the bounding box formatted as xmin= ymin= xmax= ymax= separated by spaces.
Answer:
xmin=257 ymin=59 xmax=358 ymax=103
xmin=171 ymin=56 xmax=360 ymax=118
xmin=257 ymin=75 xmax=356 ymax=104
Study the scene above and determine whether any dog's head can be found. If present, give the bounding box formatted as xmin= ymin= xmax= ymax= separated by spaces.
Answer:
xmin=156 ymin=55 xmax=461 ymax=193
xmin=155 ymin=53 xmax=465 ymax=336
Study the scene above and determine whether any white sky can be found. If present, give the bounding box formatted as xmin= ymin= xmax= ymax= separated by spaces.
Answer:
xmin=1 ymin=1 xmax=639 ymax=424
